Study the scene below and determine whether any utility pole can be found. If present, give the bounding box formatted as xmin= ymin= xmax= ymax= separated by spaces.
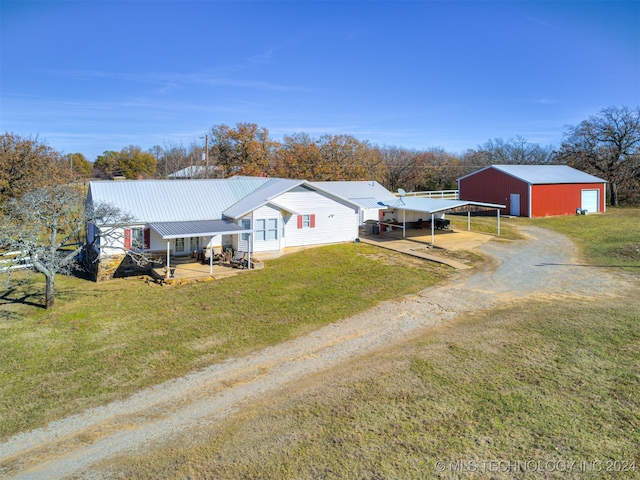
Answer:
xmin=202 ymin=134 xmax=209 ymax=179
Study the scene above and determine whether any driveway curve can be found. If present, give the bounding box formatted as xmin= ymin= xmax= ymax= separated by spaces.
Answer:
xmin=0 ymin=226 xmax=633 ymax=479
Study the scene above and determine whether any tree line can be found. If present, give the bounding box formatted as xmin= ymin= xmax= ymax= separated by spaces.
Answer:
xmin=0 ymin=105 xmax=638 ymax=308
xmin=2 ymin=105 xmax=639 ymax=206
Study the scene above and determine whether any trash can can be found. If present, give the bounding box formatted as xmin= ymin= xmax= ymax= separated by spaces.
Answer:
xmin=364 ymin=220 xmax=378 ymax=234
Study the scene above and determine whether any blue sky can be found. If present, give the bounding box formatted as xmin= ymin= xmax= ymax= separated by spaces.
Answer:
xmin=1 ymin=1 xmax=638 ymax=161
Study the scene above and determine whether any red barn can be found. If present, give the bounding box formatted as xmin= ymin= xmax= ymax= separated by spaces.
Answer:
xmin=458 ymin=165 xmax=606 ymax=217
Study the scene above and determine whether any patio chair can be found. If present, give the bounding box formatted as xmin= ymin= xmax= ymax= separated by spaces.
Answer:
xmin=230 ymin=250 xmax=248 ymax=269
xmin=202 ymin=246 xmax=223 ymax=264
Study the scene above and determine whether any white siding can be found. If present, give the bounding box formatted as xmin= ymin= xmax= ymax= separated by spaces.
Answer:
xmin=275 ymin=189 xmax=359 ymax=248
xmin=251 ymin=205 xmax=282 ymax=253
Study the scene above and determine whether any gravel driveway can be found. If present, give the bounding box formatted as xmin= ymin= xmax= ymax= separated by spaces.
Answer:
xmin=0 ymin=226 xmax=633 ymax=479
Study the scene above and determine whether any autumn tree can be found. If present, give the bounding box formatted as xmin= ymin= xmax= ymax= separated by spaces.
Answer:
xmin=316 ymin=134 xmax=386 ymax=182
xmin=94 ymin=146 xmax=157 ymax=179
xmin=275 ymin=132 xmax=326 ymax=179
xmin=209 ymin=123 xmax=277 ymax=177
xmin=66 ymin=153 xmax=92 ymax=177
xmin=379 ymin=146 xmax=422 ymax=192
xmin=416 ymin=148 xmax=464 ymax=191
xmin=0 ymin=133 xmax=72 ymax=202
xmin=556 ymin=106 xmax=640 ymax=206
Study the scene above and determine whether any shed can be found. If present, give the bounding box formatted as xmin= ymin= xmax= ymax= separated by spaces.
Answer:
xmin=457 ymin=165 xmax=607 ymax=217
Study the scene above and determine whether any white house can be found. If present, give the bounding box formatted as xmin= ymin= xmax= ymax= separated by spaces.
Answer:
xmin=310 ymin=180 xmax=398 ymax=224
xmin=86 ymin=177 xmax=362 ymax=280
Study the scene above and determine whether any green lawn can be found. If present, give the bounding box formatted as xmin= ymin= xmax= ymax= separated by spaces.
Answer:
xmin=0 ymin=243 xmax=450 ymax=440
xmin=105 ymin=208 xmax=640 ymax=479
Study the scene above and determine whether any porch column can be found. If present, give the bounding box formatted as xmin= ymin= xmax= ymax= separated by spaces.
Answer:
xmin=166 ymin=240 xmax=171 ymax=278
xmin=431 ymin=213 xmax=435 ymax=245
xmin=402 ymin=209 xmax=406 ymax=238
xmin=247 ymin=233 xmax=252 ymax=270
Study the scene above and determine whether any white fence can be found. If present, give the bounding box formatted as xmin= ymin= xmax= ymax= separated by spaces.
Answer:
xmin=400 ymin=190 xmax=459 ymax=199
xmin=0 ymin=251 xmax=33 ymax=272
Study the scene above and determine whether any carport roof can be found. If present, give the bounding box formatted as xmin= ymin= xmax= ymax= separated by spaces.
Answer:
xmin=380 ymin=197 xmax=505 ymax=214
xmin=150 ymin=219 xmax=252 ymax=240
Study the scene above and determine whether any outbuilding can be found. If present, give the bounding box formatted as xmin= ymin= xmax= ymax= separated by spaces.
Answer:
xmin=458 ymin=165 xmax=607 ymax=217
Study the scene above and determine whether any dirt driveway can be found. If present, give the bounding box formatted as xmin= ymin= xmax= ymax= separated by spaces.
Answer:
xmin=0 ymin=226 xmax=634 ymax=479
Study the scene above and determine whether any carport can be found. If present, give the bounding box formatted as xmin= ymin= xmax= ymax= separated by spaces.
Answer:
xmin=377 ymin=197 xmax=505 ymax=245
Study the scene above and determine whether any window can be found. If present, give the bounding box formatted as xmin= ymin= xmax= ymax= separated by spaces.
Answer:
xmin=175 ymin=237 xmax=186 ymax=253
xmin=256 ymin=219 xmax=266 ymax=241
xmin=241 ymin=219 xmax=251 ymax=241
xmin=297 ymin=214 xmax=316 ymax=229
xmin=190 ymin=237 xmax=200 ymax=252
xmin=255 ymin=218 xmax=278 ymax=241
xmin=267 ymin=219 xmax=278 ymax=240
xmin=132 ymin=228 xmax=144 ymax=250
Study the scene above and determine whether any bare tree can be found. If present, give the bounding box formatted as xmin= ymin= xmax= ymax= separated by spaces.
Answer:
xmin=556 ymin=106 xmax=640 ymax=206
xmin=473 ymin=136 xmax=554 ymax=166
xmin=0 ymin=185 xmax=140 ymax=309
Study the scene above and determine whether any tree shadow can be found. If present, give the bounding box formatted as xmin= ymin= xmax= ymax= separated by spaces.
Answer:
xmin=0 ymin=286 xmax=45 ymax=309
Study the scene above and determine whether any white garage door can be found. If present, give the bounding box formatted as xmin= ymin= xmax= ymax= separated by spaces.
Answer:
xmin=581 ymin=190 xmax=599 ymax=213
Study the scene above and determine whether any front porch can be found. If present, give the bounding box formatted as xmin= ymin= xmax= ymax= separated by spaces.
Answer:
xmin=149 ymin=255 xmax=264 ymax=285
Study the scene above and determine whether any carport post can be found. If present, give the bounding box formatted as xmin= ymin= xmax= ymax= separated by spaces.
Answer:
xmin=402 ymin=209 xmax=406 ymax=238
xmin=431 ymin=213 xmax=435 ymax=245
xmin=209 ymin=245 xmax=213 ymax=274
xmin=497 ymin=210 xmax=501 ymax=236
xmin=467 ymin=209 xmax=471 ymax=231
xmin=166 ymin=241 xmax=171 ymax=276
xmin=247 ymin=233 xmax=252 ymax=269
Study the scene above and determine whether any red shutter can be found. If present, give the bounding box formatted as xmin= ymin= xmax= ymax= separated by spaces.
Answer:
xmin=144 ymin=228 xmax=150 ymax=249
xmin=310 ymin=214 xmax=316 ymax=228
xmin=297 ymin=215 xmax=303 ymax=229
xmin=124 ymin=229 xmax=132 ymax=250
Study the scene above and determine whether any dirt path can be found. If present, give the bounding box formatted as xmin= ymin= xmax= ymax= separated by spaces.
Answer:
xmin=0 ymin=226 xmax=634 ymax=479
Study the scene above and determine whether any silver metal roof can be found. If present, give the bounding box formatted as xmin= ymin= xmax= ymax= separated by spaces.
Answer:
xmin=311 ymin=181 xmax=397 ymax=208
xmin=167 ymin=165 xmax=221 ymax=178
xmin=88 ymin=178 xmax=270 ymax=223
xmin=381 ymin=197 xmax=505 ymax=214
xmin=223 ymin=178 xmax=306 ymax=219
xmin=459 ymin=165 xmax=606 ymax=185
xmin=150 ymin=219 xmax=251 ymax=240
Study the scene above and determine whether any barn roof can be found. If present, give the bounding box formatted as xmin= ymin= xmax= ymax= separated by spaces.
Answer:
xmin=459 ymin=165 xmax=606 ymax=185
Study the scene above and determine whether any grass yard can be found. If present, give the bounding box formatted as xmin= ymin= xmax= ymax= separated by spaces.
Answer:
xmin=0 ymin=243 xmax=450 ymax=440
xmin=111 ymin=297 xmax=640 ymax=479
xmin=103 ymin=208 xmax=640 ymax=479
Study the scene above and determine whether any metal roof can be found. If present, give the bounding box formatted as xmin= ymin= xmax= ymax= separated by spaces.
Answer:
xmin=223 ymin=178 xmax=306 ymax=218
xmin=381 ymin=197 xmax=505 ymax=214
xmin=458 ymin=165 xmax=606 ymax=185
xmin=167 ymin=165 xmax=221 ymax=178
xmin=311 ymin=181 xmax=397 ymax=208
xmin=150 ymin=219 xmax=251 ymax=240
xmin=88 ymin=178 xmax=270 ymax=223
